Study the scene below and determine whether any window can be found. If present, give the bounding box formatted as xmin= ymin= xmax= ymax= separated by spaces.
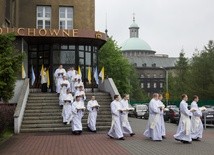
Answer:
xmin=160 ymin=74 xmax=163 ymax=78
xmin=153 ymin=74 xmax=157 ymax=78
xmin=154 ymin=82 xmax=157 ymax=88
xmin=134 ymin=63 xmax=137 ymax=67
xmin=140 ymin=74 xmax=144 ymax=78
xmin=147 ymin=73 xmax=150 ymax=78
xmin=59 ymin=7 xmax=73 ymax=29
xmin=147 ymin=83 xmax=150 ymax=88
xmin=142 ymin=63 xmax=147 ymax=67
xmin=152 ymin=63 xmax=156 ymax=67
xmin=141 ymin=83 xmax=144 ymax=88
xmin=37 ymin=6 xmax=51 ymax=28
xmin=160 ymin=83 xmax=163 ymax=88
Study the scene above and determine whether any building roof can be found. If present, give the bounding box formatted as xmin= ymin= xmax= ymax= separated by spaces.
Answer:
xmin=129 ymin=22 xmax=139 ymax=28
xmin=126 ymin=56 xmax=178 ymax=68
xmin=121 ymin=38 xmax=152 ymax=51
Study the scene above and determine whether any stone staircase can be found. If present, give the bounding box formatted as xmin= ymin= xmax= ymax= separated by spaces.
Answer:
xmin=20 ymin=91 xmax=112 ymax=132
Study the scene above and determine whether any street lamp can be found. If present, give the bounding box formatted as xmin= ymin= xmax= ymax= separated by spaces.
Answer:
xmin=160 ymin=67 xmax=169 ymax=106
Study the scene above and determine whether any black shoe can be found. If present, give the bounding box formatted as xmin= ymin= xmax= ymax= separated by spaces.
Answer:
xmin=63 ymin=122 xmax=67 ymax=125
xmin=130 ymin=133 xmax=135 ymax=137
xmin=154 ymin=140 xmax=162 ymax=142
xmin=192 ymin=138 xmax=200 ymax=141
xmin=107 ymin=134 xmax=114 ymax=139
xmin=182 ymin=141 xmax=191 ymax=144
xmin=92 ymin=130 xmax=97 ymax=133
xmin=162 ymin=136 xmax=166 ymax=139
xmin=175 ymin=138 xmax=181 ymax=141
xmin=118 ymin=137 xmax=125 ymax=140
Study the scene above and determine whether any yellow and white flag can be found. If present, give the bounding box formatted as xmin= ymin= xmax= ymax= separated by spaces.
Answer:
xmin=22 ymin=63 xmax=26 ymax=79
xmin=40 ymin=65 xmax=45 ymax=77
xmin=99 ymin=67 xmax=104 ymax=82
xmin=46 ymin=69 xmax=50 ymax=88
xmin=88 ymin=67 xmax=92 ymax=84
xmin=78 ymin=66 xmax=82 ymax=77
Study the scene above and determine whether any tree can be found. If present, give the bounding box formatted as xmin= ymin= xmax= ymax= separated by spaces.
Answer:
xmin=188 ymin=40 xmax=214 ymax=99
xmin=0 ymin=34 xmax=24 ymax=103
xmin=168 ymin=50 xmax=190 ymax=100
xmin=98 ymin=37 xmax=147 ymax=101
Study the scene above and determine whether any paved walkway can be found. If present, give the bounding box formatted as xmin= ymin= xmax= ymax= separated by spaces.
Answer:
xmin=0 ymin=118 xmax=213 ymax=155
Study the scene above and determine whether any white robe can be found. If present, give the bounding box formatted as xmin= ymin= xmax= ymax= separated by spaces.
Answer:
xmin=62 ymin=94 xmax=73 ymax=123
xmin=108 ymin=100 xmax=124 ymax=139
xmin=191 ymin=101 xmax=203 ymax=139
xmin=144 ymin=98 xmax=162 ymax=141
xmin=87 ymin=100 xmax=100 ymax=131
xmin=71 ymin=101 xmax=85 ymax=131
xmin=67 ymin=70 xmax=76 ymax=90
xmin=59 ymin=80 xmax=70 ymax=105
xmin=174 ymin=100 xmax=192 ymax=142
xmin=75 ymin=90 xmax=86 ymax=101
xmin=120 ymin=99 xmax=133 ymax=134
xmin=54 ymin=68 xmax=66 ymax=93
xmin=158 ymin=100 xmax=166 ymax=136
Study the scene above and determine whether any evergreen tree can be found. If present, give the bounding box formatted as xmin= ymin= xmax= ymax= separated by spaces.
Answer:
xmin=0 ymin=34 xmax=24 ymax=103
xmin=189 ymin=40 xmax=214 ymax=99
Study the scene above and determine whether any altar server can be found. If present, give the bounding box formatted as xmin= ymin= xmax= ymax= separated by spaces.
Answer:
xmin=174 ymin=94 xmax=195 ymax=144
xmin=144 ymin=93 xmax=163 ymax=141
xmin=62 ymin=92 xmax=73 ymax=124
xmin=120 ymin=94 xmax=135 ymax=136
xmin=54 ymin=65 xmax=66 ymax=94
xmin=191 ymin=95 xmax=204 ymax=141
xmin=158 ymin=94 xmax=166 ymax=138
xmin=87 ymin=96 xmax=100 ymax=132
xmin=71 ymin=95 xmax=85 ymax=135
xmin=108 ymin=95 xmax=125 ymax=140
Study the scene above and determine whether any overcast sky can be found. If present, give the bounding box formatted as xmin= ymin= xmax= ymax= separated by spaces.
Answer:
xmin=95 ymin=0 xmax=214 ymax=58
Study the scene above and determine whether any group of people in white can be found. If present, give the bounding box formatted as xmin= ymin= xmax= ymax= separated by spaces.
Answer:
xmin=54 ymin=65 xmax=204 ymax=142
xmin=54 ymin=65 xmax=100 ymax=135
xmin=108 ymin=94 xmax=135 ymax=140
xmin=142 ymin=93 xmax=204 ymax=144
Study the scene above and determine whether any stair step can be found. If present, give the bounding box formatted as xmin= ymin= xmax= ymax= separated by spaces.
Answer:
xmin=24 ymin=112 xmax=112 ymax=117
xmin=22 ymin=118 xmax=111 ymax=124
xmin=21 ymin=122 xmax=111 ymax=128
xmin=20 ymin=125 xmax=110 ymax=132
xmin=23 ymin=115 xmax=112 ymax=120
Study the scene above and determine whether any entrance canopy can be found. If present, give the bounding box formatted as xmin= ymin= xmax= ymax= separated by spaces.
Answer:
xmin=0 ymin=28 xmax=107 ymax=90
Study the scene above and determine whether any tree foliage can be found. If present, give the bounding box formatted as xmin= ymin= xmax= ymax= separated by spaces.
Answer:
xmin=98 ymin=37 xmax=147 ymax=101
xmin=0 ymin=34 xmax=24 ymax=103
xmin=168 ymin=40 xmax=214 ymax=101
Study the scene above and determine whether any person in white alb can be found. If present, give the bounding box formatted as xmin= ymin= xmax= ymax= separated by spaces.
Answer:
xmin=59 ymin=76 xmax=70 ymax=106
xmin=174 ymin=94 xmax=196 ymax=144
xmin=54 ymin=65 xmax=66 ymax=94
xmin=62 ymin=91 xmax=73 ymax=124
xmin=158 ymin=94 xmax=166 ymax=138
xmin=144 ymin=93 xmax=163 ymax=141
xmin=120 ymin=94 xmax=135 ymax=136
xmin=87 ymin=96 xmax=100 ymax=133
xmin=108 ymin=95 xmax=125 ymax=140
xmin=71 ymin=95 xmax=85 ymax=135
xmin=191 ymin=95 xmax=205 ymax=141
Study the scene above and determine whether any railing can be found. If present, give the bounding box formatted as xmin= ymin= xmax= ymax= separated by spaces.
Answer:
xmin=14 ymin=78 xmax=29 ymax=134
xmin=98 ymin=78 xmax=120 ymax=100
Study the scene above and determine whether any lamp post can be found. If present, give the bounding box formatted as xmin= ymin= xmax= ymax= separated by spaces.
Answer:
xmin=160 ymin=67 xmax=169 ymax=106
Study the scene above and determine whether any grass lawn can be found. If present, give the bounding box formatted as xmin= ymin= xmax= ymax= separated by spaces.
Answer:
xmin=0 ymin=129 xmax=13 ymax=145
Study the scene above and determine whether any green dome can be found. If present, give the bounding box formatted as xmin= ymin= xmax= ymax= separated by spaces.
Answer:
xmin=129 ymin=22 xmax=139 ymax=28
xmin=121 ymin=38 xmax=152 ymax=51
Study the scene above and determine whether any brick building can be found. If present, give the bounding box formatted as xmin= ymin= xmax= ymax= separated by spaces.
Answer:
xmin=0 ymin=0 xmax=106 ymax=91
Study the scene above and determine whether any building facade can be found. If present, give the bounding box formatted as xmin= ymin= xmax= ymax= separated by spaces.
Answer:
xmin=0 ymin=0 xmax=106 ymax=91
xmin=121 ymin=17 xmax=177 ymax=96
